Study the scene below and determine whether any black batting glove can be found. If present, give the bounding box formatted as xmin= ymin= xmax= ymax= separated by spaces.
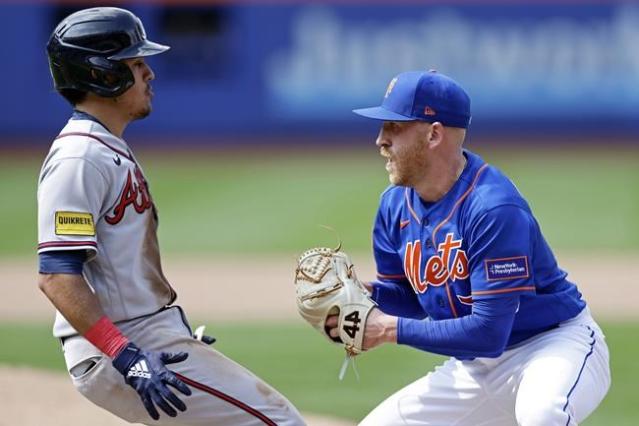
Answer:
xmin=112 ymin=342 xmax=192 ymax=420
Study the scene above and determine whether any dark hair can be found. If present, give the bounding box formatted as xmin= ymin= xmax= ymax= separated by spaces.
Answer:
xmin=59 ymin=88 xmax=88 ymax=106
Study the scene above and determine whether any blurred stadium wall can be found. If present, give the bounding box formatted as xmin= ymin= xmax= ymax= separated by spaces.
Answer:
xmin=1 ymin=0 xmax=638 ymax=146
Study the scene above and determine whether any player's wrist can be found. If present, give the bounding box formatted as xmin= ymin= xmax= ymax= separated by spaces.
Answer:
xmin=364 ymin=309 xmax=398 ymax=349
xmin=83 ymin=315 xmax=130 ymax=358
xmin=111 ymin=342 xmax=142 ymax=375
xmin=382 ymin=314 xmax=398 ymax=344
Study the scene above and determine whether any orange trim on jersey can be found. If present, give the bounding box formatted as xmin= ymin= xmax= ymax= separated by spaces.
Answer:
xmin=377 ymin=272 xmax=407 ymax=280
xmin=486 ymin=255 xmax=527 ymax=262
xmin=400 ymin=219 xmax=411 ymax=229
xmin=431 ymin=163 xmax=489 ymax=245
xmin=457 ymin=294 xmax=473 ymax=305
xmin=471 ymin=286 xmax=536 ymax=296
xmin=404 ymin=188 xmax=421 ymax=224
xmin=430 ymin=163 xmax=489 ymax=318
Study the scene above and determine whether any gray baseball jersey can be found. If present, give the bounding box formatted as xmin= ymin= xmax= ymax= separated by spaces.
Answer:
xmin=38 ymin=115 xmax=305 ymax=425
xmin=37 ymin=117 xmax=175 ymax=337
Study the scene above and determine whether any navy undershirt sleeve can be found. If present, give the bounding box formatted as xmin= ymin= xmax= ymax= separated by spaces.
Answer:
xmin=39 ymin=250 xmax=87 ymax=275
xmin=397 ymin=295 xmax=520 ymax=358
xmin=371 ymin=281 xmax=427 ymax=319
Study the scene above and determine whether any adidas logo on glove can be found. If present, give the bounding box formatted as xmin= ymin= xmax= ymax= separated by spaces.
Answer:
xmin=127 ymin=360 xmax=151 ymax=379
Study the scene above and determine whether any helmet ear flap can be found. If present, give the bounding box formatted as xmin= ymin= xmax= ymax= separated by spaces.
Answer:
xmin=86 ymin=56 xmax=134 ymax=97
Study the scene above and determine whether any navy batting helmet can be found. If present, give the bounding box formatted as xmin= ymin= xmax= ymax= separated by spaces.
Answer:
xmin=46 ymin=7 xmax=170 ymax=98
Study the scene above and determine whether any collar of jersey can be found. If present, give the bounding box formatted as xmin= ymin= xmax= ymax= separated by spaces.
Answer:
xmin=64 ymin=115 xmax=132 ymax=161
xmin=415 ymin=149 xmax=478 ymax=211
xmin=71 ymin=110 xmax=113 ymax=134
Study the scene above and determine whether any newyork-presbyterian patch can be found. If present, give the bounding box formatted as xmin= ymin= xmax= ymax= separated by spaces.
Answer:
xmin=484 ymin=256 xmax=529 ymax=281
xmin=55 ymin=211 xmax=95 ymax=236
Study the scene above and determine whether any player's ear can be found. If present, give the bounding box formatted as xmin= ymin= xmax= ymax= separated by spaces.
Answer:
xmin=426 ymin=122 xmax=444 ymax=148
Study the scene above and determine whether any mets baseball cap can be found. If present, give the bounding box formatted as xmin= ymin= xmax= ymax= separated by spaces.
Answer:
xmin=353 ymin=70 xmax=471 ymax=128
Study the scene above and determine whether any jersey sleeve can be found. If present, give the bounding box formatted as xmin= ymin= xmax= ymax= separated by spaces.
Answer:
xmin=373 ymin=205 xmax=405 ymax=280
xmin=467 ymin=204 xmax=537 ymax=299
xmin=37 ymin=157 xmax=108 ymax=259
xmin=372 ymin=203 xmax=426 ymax=319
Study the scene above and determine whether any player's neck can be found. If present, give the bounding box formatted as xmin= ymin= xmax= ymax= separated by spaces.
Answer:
xmin=414 ymin=151 xmax=466 ymax=203
xmin=75 ymin=101 xmax=129 ymax=138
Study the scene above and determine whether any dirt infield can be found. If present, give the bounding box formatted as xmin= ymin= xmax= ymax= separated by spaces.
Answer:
xmin=3 ymin=252 xmax=637 ymax=322
xmin=0 ymin=367 xmax=355 ymax=426
xmin=1 ymin=252 xmax=636 ymax=425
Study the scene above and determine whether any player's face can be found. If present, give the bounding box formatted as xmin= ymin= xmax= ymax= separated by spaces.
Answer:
xmin=376 ymin=121 xmax=430 ymax=186
xmin=117 ymin=57 xmax=155 ymax=121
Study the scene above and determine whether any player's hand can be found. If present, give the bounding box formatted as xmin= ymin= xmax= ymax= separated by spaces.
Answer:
xmin=112 ymin=343 xmax=191 ymax=420
xmin=326 ymin=308 xmax=397 ymax=351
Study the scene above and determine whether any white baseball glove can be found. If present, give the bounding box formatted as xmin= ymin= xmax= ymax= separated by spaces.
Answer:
xmin=294 ymin=246 xmax=376 ymax=357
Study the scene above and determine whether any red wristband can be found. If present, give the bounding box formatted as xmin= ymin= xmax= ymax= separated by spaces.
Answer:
xmin=83 ymin=316 xmax=130 ymax=358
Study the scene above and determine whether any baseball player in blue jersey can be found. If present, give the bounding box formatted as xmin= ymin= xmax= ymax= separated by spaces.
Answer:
xmin=38 ymin=7 xmax=304 ymax=425
xmin=327 ymin=70 xmax=611 ymax=425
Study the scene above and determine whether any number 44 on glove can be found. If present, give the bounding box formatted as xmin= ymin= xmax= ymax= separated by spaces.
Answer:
xmin=294 ymin=246 xmax=377 ymax=369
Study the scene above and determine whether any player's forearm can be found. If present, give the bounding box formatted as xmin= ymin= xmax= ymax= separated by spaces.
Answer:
xmin=397 ymin=296 xmax=519 ymax=358
xmin=38 ymin=273 xmax=105 ymax=334
xmin=363 ymin=309 xmax=398 ymax=349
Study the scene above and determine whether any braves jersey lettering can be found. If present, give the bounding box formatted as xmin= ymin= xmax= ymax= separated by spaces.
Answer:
xmin=404 ymin=233 xmax=469 ymax=294
xmin=105 ymin=166 xmax=153 ymax=225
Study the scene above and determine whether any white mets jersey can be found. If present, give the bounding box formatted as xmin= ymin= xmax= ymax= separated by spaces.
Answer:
xmin=37 ymin=117 xmax=175 ymax=337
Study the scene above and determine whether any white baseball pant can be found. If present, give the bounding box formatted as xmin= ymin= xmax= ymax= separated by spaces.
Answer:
xmin=360 ymin=307 xmax=610 ymax=426
xmin=62 ymin=307 xmax=305 ymax=425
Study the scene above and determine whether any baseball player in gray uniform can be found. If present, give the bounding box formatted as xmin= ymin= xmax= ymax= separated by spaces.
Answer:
xmin=38 ymin=7 xmax=304 ymax=425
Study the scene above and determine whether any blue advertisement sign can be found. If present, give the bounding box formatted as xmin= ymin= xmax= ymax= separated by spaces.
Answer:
xmin=264 ymin=4 xmax=639 ymax=128
xmin=1 ymin=2 xmax=637 ymax=141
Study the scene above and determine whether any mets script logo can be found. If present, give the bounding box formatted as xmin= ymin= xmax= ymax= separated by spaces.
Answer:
xmin=404 ymin=233 xmax=469 ymax=293
xmin=105 ymin=166 xmax=153 ymax=225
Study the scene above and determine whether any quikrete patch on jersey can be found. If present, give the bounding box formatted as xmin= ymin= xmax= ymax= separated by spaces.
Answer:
xmin=484 ymin=256 xmax=529 ymax=281
xmin=55 ymin=211 xmax=95 ymax=236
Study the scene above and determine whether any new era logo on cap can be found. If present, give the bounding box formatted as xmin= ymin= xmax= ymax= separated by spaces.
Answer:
xmin=353 ymin=70 xmax=471 ymax=128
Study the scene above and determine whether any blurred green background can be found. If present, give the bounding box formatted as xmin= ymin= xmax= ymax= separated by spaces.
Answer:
xmin=1 ymin=145 xmax=638 ymax=424
xmin=4 ymin=145 xmax=638 ymax=256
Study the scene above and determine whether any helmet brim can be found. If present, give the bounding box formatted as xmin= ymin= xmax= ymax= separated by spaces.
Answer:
xmin=108 ymin=39 xmax=170 ymax=60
